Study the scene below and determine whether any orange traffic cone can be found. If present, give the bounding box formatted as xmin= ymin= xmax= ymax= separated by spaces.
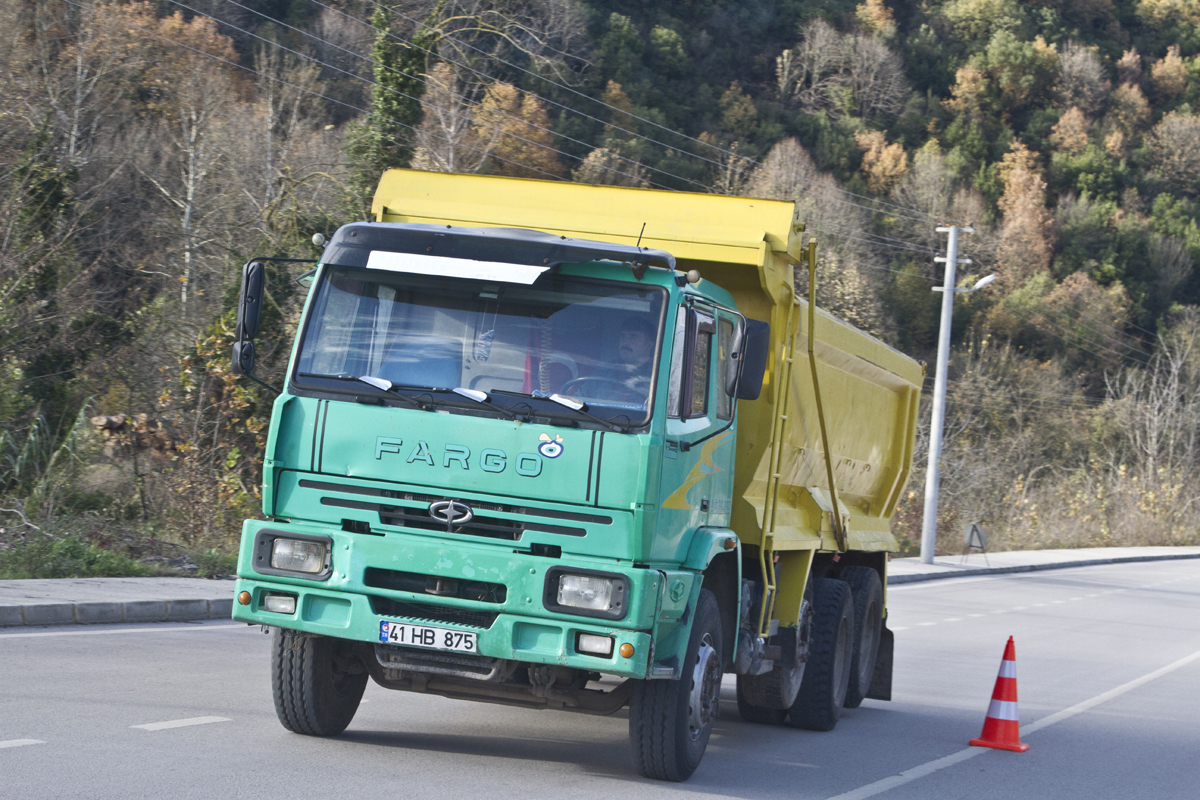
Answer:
xmin=969 ymin=636 xmax=1030 ymax=752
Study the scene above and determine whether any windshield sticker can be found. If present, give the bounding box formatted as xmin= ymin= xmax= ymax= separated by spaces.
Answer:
xmin=538 ymin=433 xmax=565 ymax=458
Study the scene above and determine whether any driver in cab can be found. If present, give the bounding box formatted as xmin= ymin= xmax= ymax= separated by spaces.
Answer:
xmin=566 ymin=317 xmax=655 ymax=406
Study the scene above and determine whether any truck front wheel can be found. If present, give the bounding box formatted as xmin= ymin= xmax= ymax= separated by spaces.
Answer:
xmin=629 ymin=589 xmax=723 ymax=782
xmin=786 ymin=579 xmax=854 ymax=731
xmin=272 ymin=628 xmax=367 ymax=737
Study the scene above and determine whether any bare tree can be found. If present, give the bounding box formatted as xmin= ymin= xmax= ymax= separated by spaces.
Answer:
xmin=1107 ymin=309 xmax=1200 ymax=488
xmin=134 ymin=13 xmax=239 ymax=317
xmin=845 ymin=34 xmax=909 ymax=119
xmin=572 ymin=146 xmax=648 ymax=187
xmin=1057 ymin=41 xmax=1108 ymax=117
xmin=778 ymin=20 xmax=908 ymax=121
xmin=411 ymin=62 xmax=494 ymax=174
xmin=746 ymin=138 xmax=887 ymax=332
xmin=1145 ymin=111 xmax=1200 ymax=195
xmin=404 ymin=0 xmax=591 ymax=83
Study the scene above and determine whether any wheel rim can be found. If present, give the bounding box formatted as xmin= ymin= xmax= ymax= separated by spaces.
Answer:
xmin=832 ymin=616 xmax=850 ymax=702
xmin=688 ymin=635 xmax=722 ymax=740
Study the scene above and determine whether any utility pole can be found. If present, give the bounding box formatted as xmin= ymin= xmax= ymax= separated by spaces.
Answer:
xmin=920 ymin=226 xmax=990 ymax=564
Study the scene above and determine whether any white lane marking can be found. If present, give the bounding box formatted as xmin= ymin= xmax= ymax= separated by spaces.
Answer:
xmin=968 ymin=613 xmax=984 ymax=618
xmin=917 ymin=622 xmax=937 ymax=627
xmin=0 ymin=739 xmax=46 ymax=749
xmin=1031 ymin=603 xmax=1047 ymax=607
xmin=943 ymin=618 xmax=962 ymax=622
xmin=1051 ymin=600 xmax=1066 ymax=604
xmin=0 ymin=623 xmax=243 ymax=640
xmin=824 ymin=645 xmax=1200 ymax=800
xmin=1013 ymin=606 xmax=1029 ymax=610
xmin=1087 ymin=593 xmax=1099 ymax=597
xmin=890 ymin=627 xmax=909 ymax=632
xmin=132 ymin=716 xmax=229 ymax=731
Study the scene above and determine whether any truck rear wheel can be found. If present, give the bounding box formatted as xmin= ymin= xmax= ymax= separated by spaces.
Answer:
xmin=736 ymin=625 xmax=804 ymax=721
xmin=786 ymin=579 xmax=854 ymax=731
xmin=629 ymin=589 xmax=723 ymax=782
xmin=272 ymin=628 xmax=367 ymax=737
xmin=840 ymin=566 xmax=883 ymax=709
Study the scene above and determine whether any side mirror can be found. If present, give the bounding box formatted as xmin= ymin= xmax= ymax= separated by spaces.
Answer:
xmin=735 ymin=320 xmax=771 ymax=400
xmin=231 ymin=260 xmax=265 ymax=376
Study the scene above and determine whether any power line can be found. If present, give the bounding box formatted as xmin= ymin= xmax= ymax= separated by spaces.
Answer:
xmin=203 ymin=0 xmax=948 ymax=257
xmin=808 ymin=222 xmax=937 ymax=256
xmin=62 ymin=0 xmax=569 ymax=186
xmin=331 ymin=0 xmax=967 ymax=227
xmin=174 ymin=0 xmax=667 ymax=191
xmin=212 ymin=0 xmax=709 ymax=193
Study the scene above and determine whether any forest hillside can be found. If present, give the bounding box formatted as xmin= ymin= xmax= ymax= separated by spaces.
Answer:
xmin=4 ymin=0 xmax=1200 ymax=576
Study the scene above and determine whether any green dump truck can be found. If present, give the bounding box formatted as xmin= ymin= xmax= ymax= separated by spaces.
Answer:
xmin=230 ymin=170 xmax=923 ymax=781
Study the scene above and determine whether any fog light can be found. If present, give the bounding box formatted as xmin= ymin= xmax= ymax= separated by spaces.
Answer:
xmin=619 ymin=643 xmax=635 ymax=658
xmin=270 ymin=538 xmax=326 ymax=574
xmin=262 ymin=593 xmax=296 ymax=614
xmin=577 ymin=633 xmax=614 ymax=657
xmin=237 ymin=591 xmax=251 ymax=605
xmin=557 ymin=574 xmax=614 ymax=611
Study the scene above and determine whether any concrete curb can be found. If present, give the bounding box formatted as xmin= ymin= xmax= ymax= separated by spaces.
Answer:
xmin=0 ymin=597 xmax=233 ymax=628
xmin=888 ymin=552 xmax=1200 ymax=585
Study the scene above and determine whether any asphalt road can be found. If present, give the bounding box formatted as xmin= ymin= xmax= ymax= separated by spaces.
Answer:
xmin=2 ymin=559 xmax=1198 ymax=800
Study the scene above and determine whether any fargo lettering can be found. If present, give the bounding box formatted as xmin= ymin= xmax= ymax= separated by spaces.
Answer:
xmin=377 ymin=440 xmax=541 ymax=477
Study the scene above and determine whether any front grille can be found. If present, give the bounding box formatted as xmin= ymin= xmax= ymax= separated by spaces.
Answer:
xmin=300 ymin=479 xmax=609 ymax=540
xmin=364 ymin=567 xmax=507 ymax=604
xmin=369 ymin=595 xmax=499 ymax=629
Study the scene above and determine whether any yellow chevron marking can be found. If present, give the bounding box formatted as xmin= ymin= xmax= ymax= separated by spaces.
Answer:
xmin=660 ymin=432 xmax=733 ymax=510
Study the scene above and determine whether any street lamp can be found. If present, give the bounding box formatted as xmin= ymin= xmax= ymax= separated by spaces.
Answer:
xmin=919 ymin=224 xmax=996 ymax=564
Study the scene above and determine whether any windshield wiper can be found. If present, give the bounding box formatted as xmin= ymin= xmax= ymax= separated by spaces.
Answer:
xmin=488 ymin=389 xmax=627 ymax=432
xmin=450 ymin=388 xmax=525 ymax=421
xmin=295 ymin=373 xmax=425 ymax=409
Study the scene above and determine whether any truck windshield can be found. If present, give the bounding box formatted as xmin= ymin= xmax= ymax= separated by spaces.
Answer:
xmin=294 ymin=265 xmax=667 ymax=424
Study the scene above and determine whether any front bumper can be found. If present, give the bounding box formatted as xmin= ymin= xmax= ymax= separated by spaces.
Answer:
xmin=231 ymin=519 xmax=659 ymax=679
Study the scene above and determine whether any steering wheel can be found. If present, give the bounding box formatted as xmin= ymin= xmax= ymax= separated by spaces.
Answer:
xmin=560 ymin=376 xmax=630 ymax=398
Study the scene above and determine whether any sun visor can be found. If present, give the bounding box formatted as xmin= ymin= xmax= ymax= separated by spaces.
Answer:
xmin=365 ymin=251 xmax=549 ymax=284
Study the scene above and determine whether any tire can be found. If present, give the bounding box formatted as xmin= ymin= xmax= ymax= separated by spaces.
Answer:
xmin=736 ymin=677 xmax=787 ymax=725
xmin=272 ymin=628 xmax=367 ymax=737
xmin=736 ymin=624 xmax=805 ymax=721
xmin=786 ymin=579 xmax=854 ymax=731
xmin=630 ymin=589 xmax=723 ymax=782
xmin=841 ymin=566 xmax=884 ymax=710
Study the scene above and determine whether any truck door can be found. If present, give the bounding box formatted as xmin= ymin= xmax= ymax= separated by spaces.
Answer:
xmin=659 ymin=304 xmax=738 ymax=537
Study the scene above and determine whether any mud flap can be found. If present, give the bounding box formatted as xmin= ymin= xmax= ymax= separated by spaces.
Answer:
xmin=865 ymin=623 xmax=893 ymax=701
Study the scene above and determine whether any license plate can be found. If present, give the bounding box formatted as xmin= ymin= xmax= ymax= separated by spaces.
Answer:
xmin=378 ymin=620 xmax=477 ymax=653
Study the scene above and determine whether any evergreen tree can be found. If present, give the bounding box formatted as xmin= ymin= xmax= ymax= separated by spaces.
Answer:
xmin=347 ymin=2 xmax=443 ymax=205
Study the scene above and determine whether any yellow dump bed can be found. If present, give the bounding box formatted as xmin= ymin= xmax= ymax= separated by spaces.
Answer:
xmin=372 ymin=169 xmax=924 ymax=555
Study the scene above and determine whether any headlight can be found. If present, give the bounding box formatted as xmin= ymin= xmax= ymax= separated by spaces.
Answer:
xmin=253 ymin=530 xmax=332 ymax=580
xmin=271 ymin=538 xmax=327 ymax=573
xmin=558 ymin=575 xmax=614 ymax=610
xmin=543 ymin=567 xmax=628 ymax=619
